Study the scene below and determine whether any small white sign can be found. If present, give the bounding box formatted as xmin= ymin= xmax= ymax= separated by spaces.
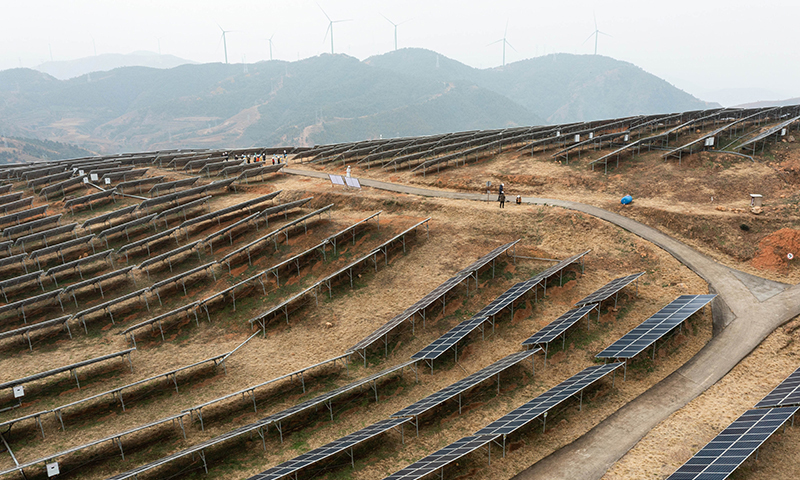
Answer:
xmin=72 ymin=168 xmax=77 ymax=173
xmin=90 ymin=173 xmax=98 ymax=181
xmin=704 ymin=137 xmax=715 ymax=147
xmin=589 ymin=132 xmax=594 ymax=139
xmin=555 ymin=131 xmax=561 ymax=137
xmin=329 ymin=174 xmax=345 ymax=186
xmin=78 ymin=170 xmax=85 ymax=176
xmin=83 ymin=177 xmax=89 ymax=184
xmin=46 ymin=462 xmax=60 ymax=477
xmin=781 ymin=128 xmax=787 ymax=136
xmin=574 ymin=134 xmax=580 ymax=143
xmin=13 ymin=385 xmax=24 ymax=398
xmin=624 ymin=134 xmax=630 ymax=142
xmin=104 ymin=177 xmax=111 ymax=185
xmin=345 ymin=177 xmax=362 ymax=189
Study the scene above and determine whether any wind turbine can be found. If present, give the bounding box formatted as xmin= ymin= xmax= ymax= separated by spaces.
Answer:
xmin=318 ymin=3 xmax=350 ymax=54
xmin=381 ymin=14 xmax=409 ymax=51
xmin=583 ymin=13 xmax=611 ymax=55
xmin=267 ymin=34 xmax=275 ymax=60
xmin=488 ymin=21 xmax=516 ymax=67
xmin=218 ymin=25 xmax=234 ymax=63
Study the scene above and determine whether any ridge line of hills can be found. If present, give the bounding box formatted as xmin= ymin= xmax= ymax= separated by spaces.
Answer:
xmin=0 ymin=48 xmax=716 ymax=153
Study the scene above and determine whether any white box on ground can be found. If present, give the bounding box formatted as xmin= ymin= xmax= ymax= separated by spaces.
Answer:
xmin=47 ymin=462 xmax=60 ymax=477
xmin=13 ymin=385 xmax=24 ymax=398
xmin=345 ymin=177 xmax=361 ymax=189
xmin=90 ymin=173 xmax=98 ymax=181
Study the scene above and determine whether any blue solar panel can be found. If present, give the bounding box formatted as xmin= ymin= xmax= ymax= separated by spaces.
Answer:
xmin=755 ymin=366 xmax=800 ymax=409
xmin=522 ymin=303 xmax=598 ymax=346
xmin=383 ymin=435 xmax=498 ymax=480
xmin=394 ymin=350 xmax=538 ymax=418
xmin=411 ymin=316 xmax=488 ymax=360
xmin=666 ymin=407 xmax=798 ymax=480
xmin=248 ymin=417 xmax=409 ymax=480
xmin=475 ymin=363 xmax=622 ymax=436
xmin=575 ymin=272 xmax=644 ymax=306
xmin=596 ymin=295 xmax=715 ymax=359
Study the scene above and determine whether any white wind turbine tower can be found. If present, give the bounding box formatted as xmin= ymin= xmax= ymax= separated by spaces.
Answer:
xmin=583 ymin=13 xmax=611 ymax=55
xmin=318 ymin=3 xmax=350 ymax=54
xmin=218 ymin=25 xmax=235 ymax=63
xmin=488 ymin=21 xmax=516 ymax=67
xmin=381 ymin=14 xmax=409 ymax=51
xmin=267 ymin=34 xmax=275 ymax=61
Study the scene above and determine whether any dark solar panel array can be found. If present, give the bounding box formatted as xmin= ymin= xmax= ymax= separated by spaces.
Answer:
xmin=38 ymin=176 xmax=85 ymax=198
xmin=395 ymin=350 xmax=537 ymax=417
xmin=247 ymin=418 xmax=409 ymax=480
xmin=666 ymin=407 xmax=799 ymax=480
xmin=63 ymin=189 xmax=116 ymax=209
xmin=0 ymin=197 xmax=33 ymax=214
xmin=151 ymin=196 xmax=211 ymax=223
xmin=755 ymin=366 xmax=800 ymax=409
xmin=0 ymin=348 xmax=135 ymax=390
xmin=62 ymin=266 xmax=136 ymax=294
xmin=0 ymin=289 xmax=63 ymax=316
xmin=522 ymin=303 xmax=598 ymax=346
xmin=96 ymin=213 xmax=159 ymax=239
xmin=597 ymin=294 xmax=716 ymax=359
xmin=179 ymin=191 xmax=281 ymax=228
xmin=2 ymin=214 xmax=61 ymax=238
xmin=138 ymin=240 xmax=201 ymax=269
xmin=575 ymin=272 xmax=644 ymax=307
xmin=81 ymin=205 xmax=139 ymax=228
xmin=475 ymin=363 xmax=623 ymax=436
xmin=14 ymin=223 xmax=78 ymax=247
xmin=384 ymin=435 xmax=498 ymax=480
xmin=44 ymin=249 xmax=113 ymax=277
xmin=27 ymin=235 xmax=94 ymax=262
xmin=0 ymin=205 xmax=49 ymax=228
xmin=411 ymin=316 xmax=489 ymax=360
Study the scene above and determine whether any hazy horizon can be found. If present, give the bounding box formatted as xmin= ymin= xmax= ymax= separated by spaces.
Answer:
xmin=3 ymin=0 xmax=799 ymax=106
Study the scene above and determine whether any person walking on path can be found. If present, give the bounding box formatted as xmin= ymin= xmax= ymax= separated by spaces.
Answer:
xmin=498 ymin=183 xmax=505 ymax=208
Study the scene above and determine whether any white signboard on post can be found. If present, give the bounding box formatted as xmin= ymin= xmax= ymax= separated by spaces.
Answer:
xmin=574 ymin=134 xmax=580 ymax=143
xmin=46 ymin=462 xmax=60 ymax=477
xmin=13 ymin=385 xmax=24 ymax=398
xmin=104 ymin=177 xmax=111 ymax=185
xmin=345 ymin=177 xmax=362 ymax=189
xmin=90 ymin=173 xmax=98 ymax=182
xmin=704 ymin=137 xmax=715 ymax=147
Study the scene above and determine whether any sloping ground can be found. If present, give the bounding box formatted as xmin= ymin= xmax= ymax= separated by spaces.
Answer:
xmin=0 ymin=167 xmax=712 ymax=480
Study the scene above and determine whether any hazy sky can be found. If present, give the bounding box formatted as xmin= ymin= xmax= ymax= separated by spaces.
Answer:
xmin=2 ymin=0 xmax=798 ymax=104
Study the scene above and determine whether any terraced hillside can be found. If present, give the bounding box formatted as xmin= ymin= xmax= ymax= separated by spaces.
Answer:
xmin=2 ymin=104 xmax=800 ymax=480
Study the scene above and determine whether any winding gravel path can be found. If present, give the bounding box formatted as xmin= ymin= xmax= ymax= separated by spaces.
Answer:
xmin=282 ymin=167 xmax=800 ymax=479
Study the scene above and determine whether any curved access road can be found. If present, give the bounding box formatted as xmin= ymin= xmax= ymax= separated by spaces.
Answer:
xmin=282 ymin=167 xmax=800 ymax=479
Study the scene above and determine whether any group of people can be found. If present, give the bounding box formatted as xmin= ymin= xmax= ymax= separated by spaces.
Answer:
xmin=497 ymin=183 xmax=521 ymax=208
xmin=235 ymin=151 xmax=288 ymax=165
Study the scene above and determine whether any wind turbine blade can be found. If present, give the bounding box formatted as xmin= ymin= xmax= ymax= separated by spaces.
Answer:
xmin=323 ymin=23 xmax=331 ymax=44
xmin=599 ymin=31 xmax=612 ymax=37
xmin=504 ymin=19 xmax=509 ymax=37
xmin=380 ymin=13 xmax=396 ymax=26
xmin=594 ymin=12 xmax=597 ymax=30
xmin=217 ymin=23 xmax=224 ymax=33
xmin=316 ymin=2 xmax=331 ymax=22
xmin=582 ymin=32 xmax=595 ymax=44
xmin=269 ymin=34 xmax=275 ymax=41
xmin=506 ymin=40 xmax=518 ymax=52
xmin=333 ymin=19 xmax=352 ymax=23
xmin=487 ymin=39 xmax=503 ymax=46
xmin=397 ymin=18 xmax=412 ymax=25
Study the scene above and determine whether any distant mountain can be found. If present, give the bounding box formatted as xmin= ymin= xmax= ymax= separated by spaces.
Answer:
xmin=0 ymin=136 xmax=95 ymax=164
xmin=736 ymin=97 xmax=800 ymax=109
xmin=0 ymin=49 xmax=716 ymax=153
xmin=365 ymin=49 xmax=716 ymax=123
xmin=35 ymin=51 xmax=196 ymax=80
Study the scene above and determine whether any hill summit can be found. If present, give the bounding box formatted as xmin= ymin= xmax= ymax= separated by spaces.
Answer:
xmin=0 ymin=50 xmax=714 ymax=152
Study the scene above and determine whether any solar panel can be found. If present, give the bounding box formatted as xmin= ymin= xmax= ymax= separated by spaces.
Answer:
xmin=596 ymin=294 xmax=716 ymax=360
xmin=0 ymin=348 xmax=135 ymax=391
xmin=456 ymin=240 xmax=520 ymax=276
xmin=14 ymin=223 xmax=78 ymax=249
xmin=247 ymin=417 xmax=409 ymax=480
xmin=475 ymin=363 xmax=623 ymax=437
xmin=27 ymin=235 xmax=95 ymax=264
xmin=0 ymin=196 xmax=34 ymax=215
xmin=151 ymin=195 xmax=211 ymax=224
xmin=115 ymin=175 xmax=165 ymax=193
xmin=412 ymin=316 xmax=489 ymax=360
xmin=665 ymin=407 xmax=799 ymax=480
xmin=575 ymin=272 xmax=644 ymax=307
xmin=38 ymin=176 xmax=85 ymax=198
xmin=395 ymin=350 xmax=538 ymax=417
xmin=755 ymin=366 xmax=800 ymax=409
xmin=0 ymin=289 xmax=63 ymax=318
xmin=179 ymin=191 xmax=282 ymax=228
xmin=81 ymin=205 xmax=139 ymax=228
xmin=63 ymin=188 xmax=116 ymax=210
xmin=2 ymin=214 xmax=61 ymax=238
xmin=147 ymin=177 xmax=200 ymax=196
xmin=0 ymin=192 xmax=24 ymax=205
xmin=522 ymin=303 xmax=599 ymax=346
xmin=384 ymin=435 xmax=498 ymax=480
xmin=0 ymin=205 xmax=49 ymax=228
xmin=44 ymin=249 xmax=113 ymax=279
xmin=138 ymin=240 xmax=202 ymax=270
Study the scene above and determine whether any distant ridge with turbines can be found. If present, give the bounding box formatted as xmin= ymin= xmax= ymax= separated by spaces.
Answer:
xmin=1 ymin=48 xmax=714 ymax=152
